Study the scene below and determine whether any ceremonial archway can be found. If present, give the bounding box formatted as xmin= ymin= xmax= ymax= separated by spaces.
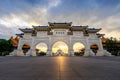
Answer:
xmin=13 ymin=22 xmax=111 ymax=56
xmin=52 ymin=41 xmax=68 ymax=56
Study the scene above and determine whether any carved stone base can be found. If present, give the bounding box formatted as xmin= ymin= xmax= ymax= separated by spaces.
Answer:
xmin=96 ymin=50 xmax=104 ymax=56
xmin=46 ymin=51 xmax=52 ymax=56
xmin=9 ymin=50 xmax=18 ymax=56
xmin=26 ymin=50 xmax=36 ymax=56
xmin=17 ymin=50 xmax=24 ymax=56
xmin=84 ymin=49 xmax=95 ymax=56
xmin=69 ymin=51 xmax=74 ymax=56
xmin=103 ymin=50 xmax=112 ymax=56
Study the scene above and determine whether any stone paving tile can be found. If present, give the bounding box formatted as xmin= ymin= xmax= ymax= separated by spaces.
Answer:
xmin=0 ymin=56 xmax=120 ymax=80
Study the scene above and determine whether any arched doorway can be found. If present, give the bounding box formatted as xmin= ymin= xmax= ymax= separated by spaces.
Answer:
xmin=90 ymin=44 xmax=98 ymax=55
xmin=22 ymin=44 xmax=30 ymax=55
xmin=35 ymin=43 xmax=48 ymax=56
xmin=52 ymin=41 xmax=68 ymax=56
xmin=73 ymin=42 xmax=85 ymax=56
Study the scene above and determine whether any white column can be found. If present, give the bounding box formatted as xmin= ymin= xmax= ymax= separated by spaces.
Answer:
xmin=96 ymin=38 xmax=104 ymax=56
xmin=98 ymin=38 xmax=104 ymax=50
xmin=98 ymin=38 xmax=111 ymax=56
xmin=46 ymin=48 xmax=52 ymax=56
xmin=17 ymin=38 xmax=24 ymax=56
xmin=46 ymin=37 xmax=52 ymax=56
xmin=69 ymin=36 xmax=74 ymax=56
xmin=26 ymin=37 xmax=36 ymax=56
xmin=84 ymin=37 xmax=95 ymax=56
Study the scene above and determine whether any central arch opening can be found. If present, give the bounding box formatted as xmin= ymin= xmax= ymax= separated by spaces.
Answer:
xmin=52 ymin=41 xmax=68 ymax=56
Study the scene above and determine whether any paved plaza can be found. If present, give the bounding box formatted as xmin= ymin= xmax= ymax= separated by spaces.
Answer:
xmin=0 ymin=56 xmax=120 ymax=80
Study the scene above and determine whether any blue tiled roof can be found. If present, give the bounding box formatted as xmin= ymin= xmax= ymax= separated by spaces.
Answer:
xmin=24 ymin=28 xmax=32 ymax=30
xmin=72 ymin=26 xmax=85 ymax=28
xmin=49 ymin=22 xmax=72 ymax=24
xmin=38 ymin=26 xmax=48 ymax=28
xmin=88 ymin=28 xmax=97 ymax=30
xmin=54 ymin=23 xmax=70 ymax=24
xmin=16 ymin=33 xmax=24 ymax=35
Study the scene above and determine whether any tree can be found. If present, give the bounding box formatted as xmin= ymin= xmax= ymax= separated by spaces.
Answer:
xmin=0 ymin=39 xmax=14 ymax=56
xmin=105 ymin=37 xmax=120 ymax=56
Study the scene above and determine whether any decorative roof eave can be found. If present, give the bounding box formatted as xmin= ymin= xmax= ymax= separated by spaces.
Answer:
xmin=35 ymin=28 xmax=49 ymax=31
xmin=50 ymin=26 xmax=71 ymax=29
xmin=96 ymin=33 xmax=105 ymax=38
xmin=36 ymin=28 xmax=49 ymax=31
xmin=88 ymin=28 xmax=102 ymax=33
xmin=16 ymin=33 xmax=24 ymax=36
xmin=71 ymin=28 xmax=84 ymax=31
xmin=32 ymin=26 xmax=49 ymax=31
xmin=16 ymin=33 xmax=24 ymax=38
xmin=70 ymin=26 xmax=88 ymax=31
xmin=48 ymin=22 xmax=72 ymax=27
xmin=19 ymin=28 xmax=33 ymax=33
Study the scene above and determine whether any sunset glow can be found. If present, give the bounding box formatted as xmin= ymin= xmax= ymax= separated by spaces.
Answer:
xmin=0 ymin=0 xmax=120 ymax=39
xmin=52 ymin=41 xmax=68 ymax=54
xmin=36 ymin=43 xmax=47 ymax=52
xmin=73 ymin=43 xmax=85 ymax=52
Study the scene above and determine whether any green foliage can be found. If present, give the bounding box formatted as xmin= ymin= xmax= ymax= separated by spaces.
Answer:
xmin=0 ymin=39 xmax=14 ymax=56
xmin=105 ymin=37 xmax=120 ymax=56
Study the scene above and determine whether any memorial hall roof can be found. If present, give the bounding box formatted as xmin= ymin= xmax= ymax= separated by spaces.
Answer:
xmin=32 ymin=26 xmax=49 ymax=31
xmin=37 ymin=26 xmax=48 ymax=28
xmin=72 ymin=26 xmax=87 ymax=28
xmin=88 ymin=28 xmax=101 ymax=33
xmin=19 ymin=28 xmax=33 ymax=33
xmin=19 ymin=22 xmax=101 ymax=33
xmin=48 ymin=22 xmax=72 ymax=28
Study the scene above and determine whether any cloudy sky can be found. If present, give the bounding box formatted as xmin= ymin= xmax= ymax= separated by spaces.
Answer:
xmin=0 ymin=0 xmax=120 ymax=39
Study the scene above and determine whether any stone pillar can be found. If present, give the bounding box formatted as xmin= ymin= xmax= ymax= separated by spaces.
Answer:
xmin=103 ymin=50 xmax=111 ymax=56
xmin=46 ymin=48 xmax=52 ymax=56
xmin=17 ymin=49 xmax=24 ymax=56
xmin=69 ymin=49 xmax=74 ymax=56
xmin=9 ymin=49 xmax=18 ymax=56
xmin=69 ymin=36 xmax=74 ymax=56
xmin=46 ymin=37 xmax=52 ymax=56
xmin=17 ymin=39 xmax=24 ymax=56
xmin=26 ymin=49 xmax=36 ymax=56
xmin=84 ymin=37 xmax=95 ymax=56
xmin=96 ymin=38 xmax=111 ymax=56
xmin=68 ymin=45 xmax=74 ymax=56
xmin=96 ymin=38 xmax=104 ymax=56
xmin=26 ymin=37 xmax=36 ymax=56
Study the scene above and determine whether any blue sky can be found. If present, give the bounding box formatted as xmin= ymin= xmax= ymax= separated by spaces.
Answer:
xmin=0 ymin=0 xmax=120 ymax=39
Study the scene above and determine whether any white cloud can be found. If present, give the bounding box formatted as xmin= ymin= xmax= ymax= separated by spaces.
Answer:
xmin=0 ymin=0 xmax=62 ymax=39
xmin=48 ymin=0 xmax=61 ymax=8
xmin=0 ymin=0 xmax=120 ymax=40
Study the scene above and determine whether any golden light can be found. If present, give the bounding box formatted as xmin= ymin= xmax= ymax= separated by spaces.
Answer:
xmin=59 ymin=45 xmax=67 ymax=49
xmin=52 ymin=41 xmax=68 ymax=54
xmin=73 ymin=42 xmax=85 ymax=52
xmin=36 ymin=43 xmax=47 ymax=52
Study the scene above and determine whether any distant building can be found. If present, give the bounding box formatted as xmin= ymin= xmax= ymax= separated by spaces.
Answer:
xmin=10 ymin=22 xmax=111 ymax=56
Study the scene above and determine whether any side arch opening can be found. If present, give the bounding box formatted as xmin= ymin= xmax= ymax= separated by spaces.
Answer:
xmin=22 ymin=44 xmax=30 ymax=55
xmin=90 ymin=44 xmax=99 ymax=55
xmin=73 ymin=42 xmax=85 ymax=56
xmin=35 ymin=43 xmax=48 ymax=56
